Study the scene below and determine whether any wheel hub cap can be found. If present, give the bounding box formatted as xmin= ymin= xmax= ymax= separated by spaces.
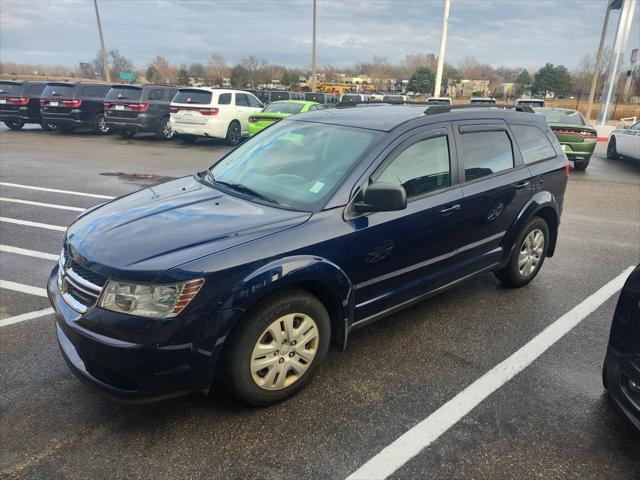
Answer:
xmin=250 ymin=313 xmax=319 ymax=391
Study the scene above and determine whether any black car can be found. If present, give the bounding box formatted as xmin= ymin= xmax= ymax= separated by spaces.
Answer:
xmin=48 ymin=103 xmax=569 ymax=405
xmin=303 ymin=92 xmax=339 ymax=107
xmin=603 ymin=265 xmax=640 ymax=431
xmin=104 ymin=84 xmax=177 ymax=140
xmin=267 ymin=91 xmax=304 ymax=102
xmin=0 ymin=80 xmax=57 ymax=131
xmin=40 ymin=82 xmax=113 ymax=134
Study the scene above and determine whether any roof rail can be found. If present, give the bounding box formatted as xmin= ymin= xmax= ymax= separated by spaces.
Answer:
xmin=423 ymin=104 xmax=534 ymax=114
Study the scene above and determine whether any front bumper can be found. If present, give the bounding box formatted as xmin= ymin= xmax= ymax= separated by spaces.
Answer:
xmin=604 ymin=346 xmax=640 ymax=432
xmin=47 ymin=271 xmax=225 ymax=403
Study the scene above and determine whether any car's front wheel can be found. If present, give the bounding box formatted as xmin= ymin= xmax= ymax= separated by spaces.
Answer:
xmin=156 ymin=116 xmax=173 ymax=140
xmin=224 ymin=290 xmax=331 ymax=405
xmin=226 ymin=121 xmax=241 ymax=146
xmin=607 ymin=136 xmax=619 ymax=160
xmin=495 ymin=216 xmax=549 ymax=288
xmin=574 ymin=156 xmax=590 ymax=171
xmin=6 ymin=119 xmax=25 ymax=130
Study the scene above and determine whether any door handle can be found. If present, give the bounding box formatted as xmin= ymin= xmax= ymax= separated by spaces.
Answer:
xmin=514 ymin=181 xmax=530 ymax=189
xmin=438 ymin=203 xmax=461 ymax=215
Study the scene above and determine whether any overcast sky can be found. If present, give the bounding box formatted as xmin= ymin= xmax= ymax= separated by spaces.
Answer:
xmin=1 ymin=0 xmax=638 ymax=71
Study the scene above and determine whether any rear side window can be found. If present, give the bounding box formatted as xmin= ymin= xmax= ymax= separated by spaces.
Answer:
xmin=81 ymin=86 xmax=99 ymax=97
xmin=106 ymin=87 xmax=142 ymax=101
xmin=173 ymin=89 xmax=212 ymax=104
xmin=511 ymin=124 xmax=556 ymax=164
xmin=377 ymin=135 xmax=451 ymax=199
xmin=218 ymin=93 xmax=231 ymax=105
xmin=236 ymin=93 xmax=249 ymax=106
xmin=147 ymin=89 xmax=164 ymax=101
xmin=460 ymin=131 xmax=514 ymax=181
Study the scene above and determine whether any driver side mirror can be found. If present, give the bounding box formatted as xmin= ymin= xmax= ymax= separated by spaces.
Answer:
xmin=353 ymin=182 xmax=407 ymax=213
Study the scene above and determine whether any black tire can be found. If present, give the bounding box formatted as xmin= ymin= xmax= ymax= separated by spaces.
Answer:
xmin=59 ymin=125 xmax=75 ymax=133
xmin=6 ymin=119 xmax=24 ymax=130
xmin=41 ymin=121 xmax=58 ymax=131
xmin=156 ymin=116 xmax=173 ymax=140
xmin=607 ymin=136 xmax=619 ymax=160
xmin=574 ymin=157 xmax=590 ymax=171
xmin=119 ymin=129 xmax=136 ymax=139
xmin=223 ymin=289 xmax=331 ymax=406
xmin=226 ymin=121 xmax=241 ymax=146
xmin=181 ymin=134 xmax=197 ymax=144
xmin=495 ymin=216 xmax=549 ymax=288
xmin=92 ymin=113 xmax=110 ymax=135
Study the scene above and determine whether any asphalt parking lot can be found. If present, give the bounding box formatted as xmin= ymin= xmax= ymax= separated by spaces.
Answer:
xmin=1 ymin=125 xmax=639 ymax=479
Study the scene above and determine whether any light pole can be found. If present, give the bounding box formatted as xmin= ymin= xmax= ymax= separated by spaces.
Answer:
xmin=311 ymin=0 xmax=317 ymax=93
xmin=93 ymin=0 xmax=110 ymax=82
xmin=434 ymin=0 xmax=451 ymax=97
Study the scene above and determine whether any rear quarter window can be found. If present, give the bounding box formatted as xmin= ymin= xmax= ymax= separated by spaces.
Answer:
xmin=460 ymin=130 xmax=514 ymax=181
xmin=218 ymin=93 xmax=232 ymax=105
xmin=146 ymin=89 xmax=165 ymax=101
xmin=511 ymin=124 xmax=557 ymax=164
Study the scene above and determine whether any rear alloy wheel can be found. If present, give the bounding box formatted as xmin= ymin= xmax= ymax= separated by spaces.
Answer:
xmin=226 ymin=121 xmax=241 ymax=146
xmin=119 ymin=130 xmax=136 ymax=139
xmin=495 ymin=217 xmax=549 ymax=288
xmin=41 ymin=121 xmax=58 ymax=131
xmin=224 ymin=290 xmax=330 ymax=405
xmin=156 ymin=116 xmax=173 ymax=140
xmin=607 ymin=137 xmax=619 ymax=160
xmin=6 ymin=119 xmax=25 ymax=130
xmin=93 ymin=113 xmax=110 ymax=135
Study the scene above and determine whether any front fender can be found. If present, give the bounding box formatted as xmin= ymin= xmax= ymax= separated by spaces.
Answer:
xmin=218 ymin=255 xmax=355 ymax=349
xmin=501 ymin=191 xmax=561 ymax=264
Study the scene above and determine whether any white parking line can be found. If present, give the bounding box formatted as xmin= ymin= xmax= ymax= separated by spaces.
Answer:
xmin=0 ymin=279 xmax=48 ymax=297
xmin=0 ymin=181 xmax=114 ymax=199
xmin=0 ymin=308 xmax=54 ymax=328
xmin=0 ymin=197 xmax=85 ymax=212
xmin=346 ymin=266 xmax=635 ymax=480
xmin=0 ymin=245 xmax=59 ymax=261
xmin=0 ymin=217 xmax=67 ymax=232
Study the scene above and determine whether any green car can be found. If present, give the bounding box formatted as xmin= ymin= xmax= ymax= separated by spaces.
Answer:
xmin=248 ymin=100 xmax=321 ymax=136
xmin=534 ymin=107 xmax=597 ymax=171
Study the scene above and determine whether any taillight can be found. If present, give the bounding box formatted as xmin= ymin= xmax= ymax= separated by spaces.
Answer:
xmin=62 ymin=99 xmax=82 ymax=108
xmin=249 ymin=117 xmax=258 ymax=123
xmin=578 ymin=130 xmax=597 ymax=139
xmin=8 ymin=97 xmax=29 ymax=106
xmin=170 ymin=107 xmax=178 ymax=114
xmin=39 ymin=99 xmax=46 ymax=106
xmin=128 ymin=103 xmax=149 ymax=112
xmin=104 ymin=102 xmax=113 ymax=109
xmin=199 ymin=108 xmax=218 ymax=116
xmin=565 ymin=160 xmax=570 ymax=176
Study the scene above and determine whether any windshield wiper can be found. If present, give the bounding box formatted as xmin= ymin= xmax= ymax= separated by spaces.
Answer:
xmin=212 ymin=179 xmax=280 ymax=205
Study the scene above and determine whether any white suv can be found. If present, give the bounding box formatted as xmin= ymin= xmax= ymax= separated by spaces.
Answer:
xmin=170 ymin=88 xmax=263 ymax=145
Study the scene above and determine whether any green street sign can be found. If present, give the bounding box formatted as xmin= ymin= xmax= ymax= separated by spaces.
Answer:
xmin=120 ymin=72 xmax=134 ymax=80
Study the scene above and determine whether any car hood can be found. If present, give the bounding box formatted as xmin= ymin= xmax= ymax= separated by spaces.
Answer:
xmin=66 ymin=176 xmax=310 ymax=280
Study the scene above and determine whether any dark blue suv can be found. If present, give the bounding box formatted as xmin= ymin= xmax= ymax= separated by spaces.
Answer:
xmin=48 ymin=104 xmax=568 ymax=405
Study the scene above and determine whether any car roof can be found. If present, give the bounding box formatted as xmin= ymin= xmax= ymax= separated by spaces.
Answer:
xmin=176 ymin=87 xmax=251 ymax=94
xmin=289 ymin=104 xmax=546 ymax=132
xmin=533 ymin=107 xmax=577 ymax=113
xmin=269 ymin=100 xmax=317 ymax=105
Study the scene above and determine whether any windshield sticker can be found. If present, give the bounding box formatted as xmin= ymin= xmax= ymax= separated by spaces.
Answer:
xmin=310 ymin=181 xmax=324 ymax=194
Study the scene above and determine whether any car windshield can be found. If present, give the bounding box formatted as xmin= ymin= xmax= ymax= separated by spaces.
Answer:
xmin=534 ymin=108 xmax=585 ymax=126
xmin=263 ymin=102 xmax=304 ymax=114
xmin=206 ymin=120 xmax=380 ymax=211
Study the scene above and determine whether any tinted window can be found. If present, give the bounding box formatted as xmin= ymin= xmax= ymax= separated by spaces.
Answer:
xmin=247 ymin=94 xmax=262 ymax=108
xmin=173 ymin=89 xmax=212 ymax=104
xmin=341 ymin=95 xmax=362 ymax=103
xmin=106 ymin=87 xmax=142 ymax=101
xmin=218 ymin=93 xmax=231 ymax=105
xmin=461 ymin=131 xmax=514 ymax=181
xmin=147 ymin=89 xmax=164 ymax=101
xmin=235 ymin=93 xmax=249 ymax=106
xmin=470 ymin=99 xmax=496 ymax=104
xmin=377 ymin=136 xmax=450 ymax=198
xmin=269 ymin=91 xmax=290 ymax=101
xmin=631 ymin=122 xmax=640 ymax=131
xmin=81 ymin=86 xmax=99 ymax=97
xmin=42 ymin=84 xmax=75 ymax=98
xmin=383 ymin=95 xmax=404 ymax=103
xmin=165 ymin=89 xmax=177 ymax=101
xmin=264 ymin=102 xmax=303 ymax=114
xmin=511 ymin=124 xmax=556 ymax=164
xmin=26 ymin=84 xmax=45 ymax=96
xmin=0 ymin=82 xmax=23 ymax=96
xmin=426 ymin=98 xmax=451 ymax=105
xmin=304 ymin=93 xmax=325 ymax=103
xmin=534 ymin=108 xmax=585 ymax=126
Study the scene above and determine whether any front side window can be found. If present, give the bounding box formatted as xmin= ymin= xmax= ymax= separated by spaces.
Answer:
xmin=511 ymin=124 xmax=556 ymax=164
xmin=247 ymin=94 xmax=262 ymax=108
xmin=460 ymin=131 xmax=514 ymax=181
xmin=207 ymin=121 xmax=380 ymax=211
xmin=377 ymin=136 xmax=451 ymax=198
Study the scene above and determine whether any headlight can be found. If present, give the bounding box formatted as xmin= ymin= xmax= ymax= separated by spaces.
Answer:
xmin=98 ymin=278 xmax=204 ymax=319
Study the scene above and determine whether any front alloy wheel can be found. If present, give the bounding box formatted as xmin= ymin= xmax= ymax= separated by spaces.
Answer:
xmin=250 ymin=313 xmax=319 ymax=390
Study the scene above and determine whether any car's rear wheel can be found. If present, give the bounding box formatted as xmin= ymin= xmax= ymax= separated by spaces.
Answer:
xmin=574 ymin=157 xmax=590 ymax=171
xmin=41 ymin=121 xmax=58 ymax=131
xmin=156 ymin=116 xmax=173 ymax=140
xmin=495 ymin=217 xmax=549 ymax=288
xmin=607 ymin=136 xmax=619 ymax=160
xmin=223 ymin=290 xmax=331 ymax=406
xmin=6 ymin=119 xmax=24 ymax=130
xmin=119 ymin=129 xmax=136 ymax=139
xmin=226 ymin=121 xmax=241 ymax=146
xmin=181 ymin=134 xmax=197 ymax=144
xmin=93 ymin=113 xmax=110 ymax=135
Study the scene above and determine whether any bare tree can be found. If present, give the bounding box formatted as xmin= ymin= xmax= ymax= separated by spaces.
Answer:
xmin=207 ymin=53 xmax=228 ymax=86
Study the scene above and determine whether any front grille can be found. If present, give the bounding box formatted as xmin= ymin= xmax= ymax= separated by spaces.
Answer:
xmin=58 ymin=248 xmax=105 ymax=313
